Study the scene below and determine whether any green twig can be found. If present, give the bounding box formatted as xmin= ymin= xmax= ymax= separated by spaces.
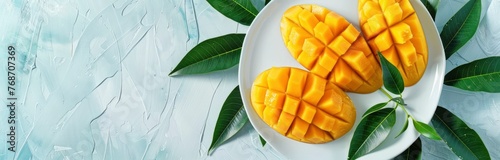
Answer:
xmin=380 ymin=88 xmax=412 ymax=119
xmin=380 ymin=88 xmax=393 ymax=99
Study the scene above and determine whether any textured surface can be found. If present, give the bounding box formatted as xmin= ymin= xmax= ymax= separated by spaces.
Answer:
xmin=280 ymin=4 xmax=382 ymax=93
xmin=359 ymin=0 xmax=428 ymax=86
xmin=0 ymin=0 xmax=498 ymax=159
xmin=251 ymin=67 xmax=356 ymax=143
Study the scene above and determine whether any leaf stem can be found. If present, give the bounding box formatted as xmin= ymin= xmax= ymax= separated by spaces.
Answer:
xmin=396 ymin=101 xmax=414 ymax=120
xmin=380 ymin=88 xmax=412 ymax=119
xmin=380 ymin=88 xmax=393 ymax=99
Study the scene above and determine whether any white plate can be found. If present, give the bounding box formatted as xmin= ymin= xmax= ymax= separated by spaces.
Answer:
xmin=238 ymin=0 xmax=445 ymax=159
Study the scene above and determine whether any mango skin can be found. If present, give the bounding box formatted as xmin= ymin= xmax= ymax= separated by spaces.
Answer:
xmin=280 ymin=4 xmax=383 ymax=93
xmin=251 ymin=67 xmax=356 ymax=144
xmin=359 ymin=0 xmax=428 ymax=86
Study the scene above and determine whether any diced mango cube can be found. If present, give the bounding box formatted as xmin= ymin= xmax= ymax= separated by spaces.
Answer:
xmin=317 ymin=49 xmax=339 ymax=71
xmin=286 ymin=68 xmax=308 ymax=97
xmin=287 ymin=41 xmax=302 ymax=59
xmin=297 ymin=51 xmax=318 ymax=70
xmin=398 ymin=0 xmax=415 ymax=19
xmin=312 ymin=109 xmax=337 ymax=131
xmin=362 ymin=1 xmax=383 ymax=18
xmin=342 ymin=50 xmax=373 ymax=81
xmin=374 ymin=30 xmax=394 ymax=51
xmin=297 ymin=101 xmax=317 ymax=123
xmin=305 ymin=125 xmax=332 ymax=143
xmin=264 ymin=90 xmax=286 ymax=109
xmin=331 ymin=120 xmax=351 ymax=139
xmin=302 ymin=38 xmax=325 ymax=58
xmin=416 ymin=54 xmax=426 ymax=75
xmin=395 ymin=41 xmax=417 ymax=67
xmin=324 ymin=12 xmax=349 ymax=37
xmin=289 ymin=118 xmax=310 ymax=139
xmin=299 ymin=9 xmax=320 ymax=34
xmin=379 ymin=0 xmax=396 ymax=11
xmin=283 ymin=6 xmax=303 ymax=24
xmin=289 ymin=27 xmax=311 ymax=46
xmin=310 ymin=64 xmax=330 ymax=79
xmin=302 ymin=74 xmax=326 ymax=105
xmin=328 ymin=36 xmax=351 ymax=56
xmin=317 ymin=89 xmax=342 ymax=115
xmin=341 ymin=24 xmax=360 ymax=43
xmin=283 ymin=96 xmax=301 ymax=115
xmin=251 ymin=86 xmax=267 ymax=104
xmin=367 ymin=14 xmax=388 ymax=38
xmin=273 ymin=112 xmax=295 ymax=135
xmin=263 ymin=107 xmax=281 ymax=126
xmin=314 ymin=22 xmax=334 ymax=44
xmin=252 ymin=103 xmax=266 ymax=118
xmin=389 ymin=22 xmax=413 ymax=44
xmin=267 ymin=67 xmax=290 ymax=92
xmin=310 ymin=4 xmax=330 ymax=21
xmin=383 ymin=3 xmax=403 ymax=26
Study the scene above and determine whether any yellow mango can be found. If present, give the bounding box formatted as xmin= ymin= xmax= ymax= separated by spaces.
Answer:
xmin=251 ymin=67 xmax=356 ymax=143
xmin=281 ymin=4 xmax=382 ymax=93
xmin=359 ymin=0 xmax=428 ymax=86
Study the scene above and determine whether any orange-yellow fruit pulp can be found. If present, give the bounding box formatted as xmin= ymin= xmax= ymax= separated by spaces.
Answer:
xmin=359 ymin=0 xmax=428 ymax=86
xmin=280 ymin=4 xmax=383 ymax=93
xmin=251 ymin=67 xmax=356 ymax=144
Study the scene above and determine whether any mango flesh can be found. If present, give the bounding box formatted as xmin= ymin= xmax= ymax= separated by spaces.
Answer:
xmin=281 ymin=4 xmax=383 ymax=93
xmin=251 ymin=67 xmax=356 ymax=143
xmin=359 ymin=0 xmax=428 ymax=86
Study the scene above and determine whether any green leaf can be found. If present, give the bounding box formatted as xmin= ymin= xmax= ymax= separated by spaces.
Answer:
xmin=208 ymin=86 xmax=249 ymax=155
xmin=392 ymin=97 xmax=405 ymax=106
xmin=420 ymin=0 xmax=439 ymax=20
xmin=395 ymin=115 xmax=409 ymax=138
xmin=413 ymin=119 xmax=442 ymax=140
xmin=378 ymin=52 xmax=404 ymax=94
xmin=394 ymin=138 xmax=422 ymax=160
xmin=348 ymin=108 xmax=397 ymax=160
xmin=432 ymin=106 xmax=491 ymax=160
xmin=444 ymin=57 xmax=500 ymax=92
xmin=207 ymin=0 xmax=259 ymax=26
xmin=169 ymin=34 xmax=245 ymax=76
xmin=259 ymin=135 xmax=266 ymax=146
xmin=362 ymin=102 xmax=388 ymax=118
xmin=440 ymin=0 xmax=481 ymax=59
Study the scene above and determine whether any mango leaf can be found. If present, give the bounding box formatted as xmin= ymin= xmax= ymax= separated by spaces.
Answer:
xmin=432 ymin=106 xmax=491 ymax=160
xmin=378 ymin=52 xmax=405 ymax=94
xmin=420 ymin=0 xmax=440 ymax=20
xmin=362 ymin=102 xmax=388 ymax=118
xmin=208 ymin=86 xmax=249 ymax=155
xmin=413 ymin=119 xmax=442 ymax=140
xmin=348 ymin=108 xmax=397 ymax=160
xmin=169 ymin=34 xmax=245 ymax=76
xmin=440 ymin=0 xmax=481 ymax=59
xmin=259 ymin=135 xmax=266 ymax=146
xmin=392 ymin=97 xmax=405 ymax=106
xmin=395 ymin=115 xmax=409 ymax=138
xmin=207 ymin=0 xmax=258 ymax=26
xmin=394 ymin=138 xmax=422 ymax=160
xmin=444 ymin=57 xmax=500 ymax=92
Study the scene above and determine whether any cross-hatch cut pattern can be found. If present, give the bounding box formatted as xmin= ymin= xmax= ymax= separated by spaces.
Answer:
xmin=359 ymin=0 xmax=428 ymax=86
xmin=251 ymin=67 xmax=356 ymax=144
xmin=280 ymin=4 xmax=383 ymax=94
